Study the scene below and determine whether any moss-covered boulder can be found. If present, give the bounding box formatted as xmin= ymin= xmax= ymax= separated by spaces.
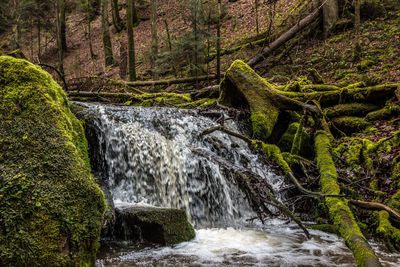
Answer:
xmin=0 ymin=56 xmax=105 ymax=266
xmin=114 ymin=206 xmax=195 ymax=246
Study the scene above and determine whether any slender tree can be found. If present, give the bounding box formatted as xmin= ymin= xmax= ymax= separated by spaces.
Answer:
xmin=150 ymin=0 xmax=158 ymax=79
xmin=87 ymin=0 xmax=96 ymax=59
xmin=101 ymin=0 xmax=114 ymax=66
xmin=216 ymin=0 xmax=221 ymax=84
xmin=55 ymin=0 xmax=64 ymax=78
xmin=127 ymin=0 xmax=136 ymax=81
xmin=255 ymin=0 xmax=259 ymax=35
xmin=59 ymin=0 xmax=67 ymax=52
xmin=354 ymin=0 xmax=361 ymax=59
xmin=111 ymin=0 xmax=123 ymax=32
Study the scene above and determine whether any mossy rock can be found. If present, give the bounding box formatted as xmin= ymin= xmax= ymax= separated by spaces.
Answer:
xmin=114 ymin=206 xmax=195 ymax=246
xmin=0 ymin=56 xmax=105 ymax=266
xmin=324 ymin=103 xmax=379 ymax=118
xmin=331 ymin=116 xmax=372 ymax=135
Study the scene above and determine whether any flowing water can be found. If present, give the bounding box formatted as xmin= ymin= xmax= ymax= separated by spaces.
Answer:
xmin=75 ymin=103 xmax=400 ymax=267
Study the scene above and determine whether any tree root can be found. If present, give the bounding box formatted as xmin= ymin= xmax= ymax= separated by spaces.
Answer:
xmin=349 ymin=200 xmax=400 ymax=221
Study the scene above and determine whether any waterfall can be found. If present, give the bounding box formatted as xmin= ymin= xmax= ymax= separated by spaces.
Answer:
xmin=81 ymin=103 xmax=282 ymax=227
xmin=75 ymin=103 xmax=399 ymax=267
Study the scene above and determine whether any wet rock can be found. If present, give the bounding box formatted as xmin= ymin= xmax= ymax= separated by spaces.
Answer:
xmin=113 ymin=206 xmax=195 ymax=246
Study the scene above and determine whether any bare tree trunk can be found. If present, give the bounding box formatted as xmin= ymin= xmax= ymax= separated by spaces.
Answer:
xmin=111 ymin=0 xmax=123 ymax=32
xmin=216 ymin=0 xmax=222 ymax=84
xmin=87 ymin=0 xmax=96 ymax=59
xmin=37 ymin=18 xmax=41 ymax=60
xmin=56 ymin=1 xmax=65 ymax=78
xmin=101 ymin=0 xmax=114 ymax=66
xmin=119 ymin=40 xmax=127 ymax=79
xmin=127 ymin=0 xmax=137 ymax=81
xmin=164 ymin=19 xmax=176 ymax=76
xmin=59 ymin=0 xmax=67 ymax=52
xmin=150 ymin=0 xmax=158 ymax=80
xmin=255 ymin=0 xmax=259 ymax=35
xmin=322 ymin=0 xmax=338 ymax=38
xmin=354 ymin=0 xmax=361 ymax=59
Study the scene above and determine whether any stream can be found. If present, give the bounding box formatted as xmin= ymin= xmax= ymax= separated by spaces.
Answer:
xmin=75 ymin=103 xmax=400 ymax=267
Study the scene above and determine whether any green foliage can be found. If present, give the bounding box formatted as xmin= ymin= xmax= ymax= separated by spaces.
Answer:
xmin=0 ymin=56 xmax=105 ymax=265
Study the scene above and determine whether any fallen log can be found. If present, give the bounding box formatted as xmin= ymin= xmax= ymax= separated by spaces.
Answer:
xmin=279 ymin=84 xmax=400 ymax=107
xmin=124 ymin=74 xmax=220 ymax=87
xmin=247 ymin=7 xmax=321 ymax=67
xmin=315 ymin=130 xmax=381 ymax=267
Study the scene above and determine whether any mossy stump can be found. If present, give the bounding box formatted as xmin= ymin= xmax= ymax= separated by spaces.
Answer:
xmin=0 ymin=56 xmax=105 ymax=266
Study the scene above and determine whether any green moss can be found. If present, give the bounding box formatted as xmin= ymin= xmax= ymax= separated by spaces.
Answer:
xmin=308 ymin=224 xmax=337 ymax=234
xmin=366 ymin=103 xmax=400 ymax=121
xmin=0 ymin=56 xmax=105 ymax=266
xmin=219 ymin=60 xmax=280 ymax=141
xmin=324 ymin=103 xmax=379 ymax=118
xmin=357 ymin=59 xmax=376 ymax=71
xmin=331 ymin=116 xmax=372 ymax=135
xmin=375 ymin=211 xmax=400 ymax=248
xmin=314 ymin=131 xmax=380 ymax=266
xmin=252 ymin=141 xmax=291 ymax=174
xmin=178 ymin=98 xmax=217 ymax=108
xmin=130 ymin=92 xmax=192 ymax=107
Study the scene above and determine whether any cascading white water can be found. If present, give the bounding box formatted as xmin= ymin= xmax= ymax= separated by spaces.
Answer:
xmin=75 ymin=103 xmax=400 ymax=267
xmin=83 ymin=103 xmax=281 ymax=227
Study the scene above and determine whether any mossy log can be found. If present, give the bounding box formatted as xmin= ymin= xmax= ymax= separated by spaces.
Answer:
xmin=324 ymin=103 xmax=379 ymax=118
xmin=219 ymin=60 xmax=320 ymax=141
xmin=278 ymin=84 xmax=400 ymax=107
xmin=0 ymin=56 xmax=105 ymax=265
xmin=314 ymin=130 xmax=381 ymax=267
xmin=331 ymin=116 xmax=372 ymax=135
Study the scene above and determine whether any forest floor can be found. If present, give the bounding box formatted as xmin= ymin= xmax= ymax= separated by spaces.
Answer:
xmin=7 ymin=0 xmax=398 ymax=91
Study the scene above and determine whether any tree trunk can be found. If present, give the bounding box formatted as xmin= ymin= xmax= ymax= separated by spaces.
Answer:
xmin=127 ymin=0 xmax=137 ymax=81
xmin=216 ymin=0 xmax=221 ymax=84
xmin=87 ymin=0 xmax=96 ymax=59
xmin=59 ymin=0 xmax=67 ymax=52
xmin=101 ymin=0 xmax=114 ymax=66
xmin=255 ymin=0 xmax=259 ymax=35
xmin=354 ymin=0 xmax=361 ymax=59
xmin=164 ymin=20 xmax=177 ymax=76
xmin=37 ymin=18 xmax=41 ymax=60
xmin=322 ymin=0 xmax=338 ymax=38
xmin=247 ymin=7 xmax=320 ymax=67
xmin=150 ymin=0 xmax=158 ymax=80
xmin=56 ymin=1 xmax=65 ymax=78
xmin=111 ymin=0 xmax=123 ymax=32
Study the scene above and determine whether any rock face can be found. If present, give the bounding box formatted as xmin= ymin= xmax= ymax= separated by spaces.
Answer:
xmin=113 ymin=206 xmax=195 ymax=246
xmin=0 ymin=56 xmax=105 ymax=266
